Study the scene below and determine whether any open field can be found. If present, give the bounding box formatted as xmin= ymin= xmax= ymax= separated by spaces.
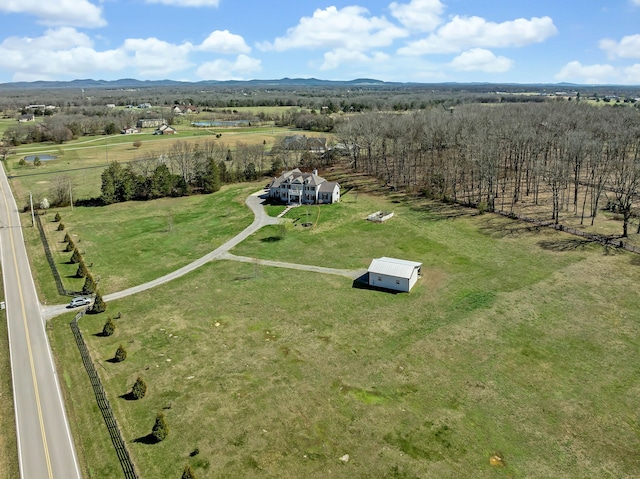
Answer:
xmin=0 ymin=273 xmax=20 ymax=479
xmin=5 ymin=124 xmax=330 ymax=204
xmin=22 ymin=182 xmax=260 ymax=303
xmin=41 ymin=184 xmax=640 ymax=478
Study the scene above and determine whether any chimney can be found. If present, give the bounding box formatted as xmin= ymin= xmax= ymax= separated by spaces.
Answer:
xmin=313 ymin=168 xmax=318 ymax=176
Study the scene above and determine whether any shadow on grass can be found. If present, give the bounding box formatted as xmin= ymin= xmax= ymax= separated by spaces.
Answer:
xmin=408 ymin=201 xmax=471 ymax=222
xmin=352 ymin=272 xmax=400 ymax=295
xmin=537 ymin=238 xmax=602 ymax=252
xmin=261 ymin=236 xmax=282 ymax=243
xmin=106 ymin=357 xmax=123 ymax=364
xmin=477 ymin=217 xmax=545 ymax=239
xmin=119 ymin=392 xmax=136 ymax=401
xmin=74 ymin=197 xmax=104 ymax=207
xmin=134 ymin=434 xmax=160 ymax=445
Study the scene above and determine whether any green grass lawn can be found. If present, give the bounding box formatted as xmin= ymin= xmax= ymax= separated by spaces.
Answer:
xmin=45 ymin=187 xmax=640 ymax=478
xmin=25 ymin=182 xmax=260 ymax=303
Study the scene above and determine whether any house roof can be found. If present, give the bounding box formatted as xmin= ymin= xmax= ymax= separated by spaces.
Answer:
xmin=318 ymin=181 xmax=338 ymax=193
xmin=367 ymin=257 xmax=422 ymax=279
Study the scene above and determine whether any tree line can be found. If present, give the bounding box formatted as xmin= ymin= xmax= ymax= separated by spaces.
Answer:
xmin=335 ymin=101 xmax=640 ymax=237
xmin=99 ymin=139 xmax=269 ymax=204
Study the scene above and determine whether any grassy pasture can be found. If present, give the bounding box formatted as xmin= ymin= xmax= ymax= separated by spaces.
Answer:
xmin=5 ymin=125 xmax=328 ymax=204
xmin=43 ymin=185 xmax=640 ymax=478
xmin=24 ymin=182 xmax=259 ymax=302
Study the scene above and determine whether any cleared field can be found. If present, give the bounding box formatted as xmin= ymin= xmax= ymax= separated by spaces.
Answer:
xmin=44 ymin=187 xmax=640 ymax=478
xmin=23 ymin=182 xmax=259 ymax=303
xmin=6 ymin=125 xmax=328 ymax=203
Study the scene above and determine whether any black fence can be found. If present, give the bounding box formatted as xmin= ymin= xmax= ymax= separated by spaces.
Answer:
xmin=34 ymin=214 xmax=77 ymax=296
xmin=494 ymin=208 xmax=640 ymax=254
xmin=70 ymin=311 xmax=139 ymax=479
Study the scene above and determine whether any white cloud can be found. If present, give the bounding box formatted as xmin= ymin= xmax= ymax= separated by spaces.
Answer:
xmin=389 ymin=0 xmax=445 ymax=32
xmin=196 ymin=54 xmax=261 ymax=80
xmin=320 ymin=49 xmax=390 ymax=71
xmin=450 ymin=48 xmax=513 ymax=72
xmin=555 ymin=61 xmax=618 ymax=84
xmin=0 ymin=28 xmax=205 ymax=81
xmin=600 ymin=35 xmax=640 ymax=59
xmin=122 ymin=38 xmax=194 ymax=76
xmin=145 ymin=0 xmax=220 ymax=6
xmin=632 ymin=0 xmax=640 ymax=5
xmin=260 ymin=6 xmax=408 ymax=52
xmin=399 ymin=15 xmax=557 ymax=55
xmin=198 ymin=30 xmax=250 ymax=54
xmin=0 ymin=28 xmax=123 ymax=81
xmin=0 ymin=0 xmax=105 ymax=27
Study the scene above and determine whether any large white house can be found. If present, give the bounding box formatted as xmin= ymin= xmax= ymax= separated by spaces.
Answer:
xmin=268 ymin=168 xmax=340 ymax=205
xmin=367 ymin=257 xmax=422 ymax=292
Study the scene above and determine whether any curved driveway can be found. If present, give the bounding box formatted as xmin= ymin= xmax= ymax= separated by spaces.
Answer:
xmin=43 ymin=190 xmax=364 ymax=320
xmin=24 ymin=185 xmax=363 ymax=477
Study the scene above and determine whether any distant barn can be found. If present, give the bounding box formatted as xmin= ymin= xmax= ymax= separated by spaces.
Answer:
xmin=367 ymin=257 xmax=422 ymax=292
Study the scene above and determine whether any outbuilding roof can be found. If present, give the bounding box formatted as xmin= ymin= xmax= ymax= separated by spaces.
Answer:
xmin=368 ymin=257 xmax=422 ymax=279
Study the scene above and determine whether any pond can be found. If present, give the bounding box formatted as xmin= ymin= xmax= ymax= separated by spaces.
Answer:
xmin=24 ymin=155 xmax=57 ymax=162
xmin=191 ymin=120 xmax=251 ymax=127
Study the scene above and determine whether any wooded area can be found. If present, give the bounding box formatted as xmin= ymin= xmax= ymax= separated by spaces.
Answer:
xmin=3 ymin=82 xmax=640 ymax=237
xmin=335 ymin=102 xmax=640 ymax=238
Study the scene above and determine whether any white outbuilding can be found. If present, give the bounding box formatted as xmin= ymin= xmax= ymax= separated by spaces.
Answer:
xmin=367 ymin=257 xmax=422 ymax=292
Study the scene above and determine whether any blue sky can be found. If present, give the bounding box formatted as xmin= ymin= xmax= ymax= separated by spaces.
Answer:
xmin=1 ymin=0 xmax=640 ymax=84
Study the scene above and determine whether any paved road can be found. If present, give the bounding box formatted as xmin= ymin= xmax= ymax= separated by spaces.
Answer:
xmin=0 ymin=164 xmax=81 ymax=479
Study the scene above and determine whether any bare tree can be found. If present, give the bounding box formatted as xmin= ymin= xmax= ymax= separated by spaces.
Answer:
xmin=49 ymin=175 xmax=74 ymax=207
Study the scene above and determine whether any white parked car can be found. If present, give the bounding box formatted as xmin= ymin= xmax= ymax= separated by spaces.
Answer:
xmin=68 ymin=297 xmax=91 ymax=308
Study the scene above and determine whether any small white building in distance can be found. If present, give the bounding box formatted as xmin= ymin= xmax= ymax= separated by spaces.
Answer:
xmin=367 ymin=257 xmax=422 ymax=292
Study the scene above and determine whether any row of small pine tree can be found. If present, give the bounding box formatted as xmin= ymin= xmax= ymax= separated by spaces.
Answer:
xmin=55 ymin=213 xmax=106 ymax=313
xmin=56 ymin=212 xmax=197 ymax=478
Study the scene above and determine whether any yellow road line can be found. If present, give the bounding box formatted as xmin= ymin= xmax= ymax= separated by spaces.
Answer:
xmin=1 ymin=181 xmax=53 ymax=478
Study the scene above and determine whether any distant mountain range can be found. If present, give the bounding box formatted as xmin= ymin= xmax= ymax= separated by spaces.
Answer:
xmin=0 ymin=77 xmax=397 ymax=90
xmin=0 ymin=77 xmax=635 ymax=91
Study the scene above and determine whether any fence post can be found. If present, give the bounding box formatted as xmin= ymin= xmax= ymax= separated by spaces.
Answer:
xmin=70 ymin=312 xmax=139 ymax=479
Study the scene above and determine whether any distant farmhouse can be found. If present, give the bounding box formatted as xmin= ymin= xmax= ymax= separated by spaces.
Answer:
xmin=284 ymin=135 xmax=327 ymax=154
xmin=136 ymin=118 xmax=166 ymax=128
xmin=154 ymin=124 xmax=177 ymax=135
xmin=171 ymin=105 xmax=199 ymax=115
xmin=18 ymin=114 xmax=35 ymax=122
xmin=268 ymin=168 xmax=340 ymax=205
xmin=121 ymin=126 xmax=140 ymax=134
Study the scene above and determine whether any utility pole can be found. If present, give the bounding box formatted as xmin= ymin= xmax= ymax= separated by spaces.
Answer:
xmin=69 ymin=180 xmax=73 ymax=211
xmin=29 ymin=191 xmax=35 ymax=227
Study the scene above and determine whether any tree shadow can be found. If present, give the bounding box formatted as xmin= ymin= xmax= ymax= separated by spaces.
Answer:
xmin=74 ymin=197 xmax=104 ymax=207
xmin=261 ymin=236 xmax=282 ymax=243
xmin=408 ymin=201 xmax=471 ymax=222
xmin=537 ymin=238 xmax=600 ymax=252
xmin=106 ymin=357 xmax=122 ymax=364
xmin=119 ymin=392 xmax=136 ymax=401
xmin=476 ymin=217 xmax=545 ymax=239
xmin=134 ymin=434 xmax=159 ymax=445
